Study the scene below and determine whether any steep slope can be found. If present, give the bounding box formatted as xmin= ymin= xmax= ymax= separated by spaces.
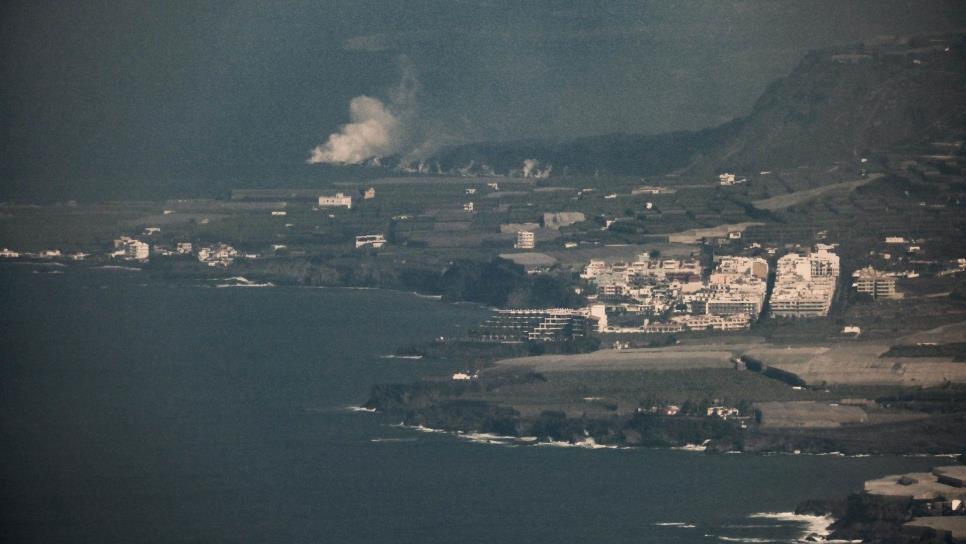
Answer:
xmin=687 ymin=34 xmax=966 ymax=174
xmin=423 ymin=33 xmax=966 ymax=178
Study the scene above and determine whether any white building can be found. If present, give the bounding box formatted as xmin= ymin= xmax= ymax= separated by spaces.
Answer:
xmin=515 ymin=231 xmax=535 ymax=249
xmin=852 ymin=267 xmax=900 ymax=300
xmin=318 ymin=193 xmax=352 ymax=209
xmin=707 ymin=292 xmax=765 ymax=318
xmin=581 ymin=260 xmax=609 ymax=280
xmin=363 ymin=187 xmax=376 ymax=200
xmin=707 ymin=406 xmax=740 ymax=418
xmin=463 ymin=202 xmax=474 ymax=212
xmin=197 ymin=243 xmax=238 ymax=267
xmin=770 ymin=248 xmax=840 ymax=318
xmin=355 ymin=234 xmax=386 ymax=249
xmin=113 ymin=237 xmax=149 ymax=261
xmin=671 ymin=313 xmax=753 ymax=331
xmin=0 ymin=248 xmax=20 ymax=258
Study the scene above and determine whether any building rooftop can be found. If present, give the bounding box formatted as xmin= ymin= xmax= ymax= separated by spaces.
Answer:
xmin=865 ymin=466 xmax=966 ymax=501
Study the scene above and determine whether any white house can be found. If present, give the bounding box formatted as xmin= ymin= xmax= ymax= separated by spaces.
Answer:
xmin=318 ymin=193 xmax=352 ymax=209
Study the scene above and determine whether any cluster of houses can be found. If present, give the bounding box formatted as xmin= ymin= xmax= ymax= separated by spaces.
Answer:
xmin=578 ymin=245 xmax=847 ymax=332
xmin=111 ymin=237 xmax=150 ymax=261
xmin=106 ymin=232 xmax=244 ymax=267
xmin=581 ymin=253 xmax=770 ymax=333
xmin=0 ymin=248 xmax=88 ymax=260
xmin=195 ymin=243 xmax=241 ymax=267
xmin=637 ymin=402 xmax=747 ymax=426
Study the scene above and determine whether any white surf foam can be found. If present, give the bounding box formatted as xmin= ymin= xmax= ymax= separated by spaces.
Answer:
xmin=672 ymin=443 xmax=707 ymax=452
xmin=215 ymin=276 xmax=274 ymax=288
xmin=96 ymin=265 xmax=141 ymax=271
xmin=344 ymin=406 xmax=377 ymax=413
xmin=748 ymin=511 xmax=834 ymax=542
xmin=456 ymin=432 xmax=519 ymax=446
xmin=379 ymin=354 xmax=424 ymax=360
xmin=532 ymin=437 xmax=623 ymax=450
xmin=391 ymin=423 xmax=448 ymax=434
xmin=411 ymin=292 xmax=443 ymax=300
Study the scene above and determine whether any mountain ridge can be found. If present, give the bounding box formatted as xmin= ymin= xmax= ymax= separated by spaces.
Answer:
xmin=418 ymin=32 xmax=966 ymax=178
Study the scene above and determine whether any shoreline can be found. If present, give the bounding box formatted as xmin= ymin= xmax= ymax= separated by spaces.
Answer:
xmin=1 ymin=262 xmax=481 ymax=305
xmin=362 ymin=376 xmax=966 ymax=456
xmin=370 ymin=415 xmax=963 ymax=459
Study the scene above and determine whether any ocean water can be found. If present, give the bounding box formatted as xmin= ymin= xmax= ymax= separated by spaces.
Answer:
xmin=0 ymin=265 xmax=945 ymax=543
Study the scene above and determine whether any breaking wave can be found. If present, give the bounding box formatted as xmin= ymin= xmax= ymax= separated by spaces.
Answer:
xmin=379 ymin=354 xmax=424 ymax=360
xmin=344 ymin=406 xmax=377 ymax=413
xmin=654 ymin=521 xmax=696 ymax=528
xmin=748 ymin=511 xmax=834 ymax=542
xmin=96 ymin=265 xmax=141 ymax=271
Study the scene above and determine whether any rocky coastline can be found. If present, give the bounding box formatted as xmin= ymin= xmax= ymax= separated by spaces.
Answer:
xmin=364 ymin=378 xmax=966 ymax=455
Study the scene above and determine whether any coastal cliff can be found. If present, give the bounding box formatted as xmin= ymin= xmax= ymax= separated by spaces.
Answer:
xmin=365 ymin=376 xmax=746 ymax=451
xmin=365 ymin=374 xmax=966 ymax=455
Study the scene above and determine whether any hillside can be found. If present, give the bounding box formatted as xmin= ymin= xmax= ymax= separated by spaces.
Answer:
xmin=688 ymin=33 xmax=966 ymax=174
xmin=425 ymin=33 xmax=966 ymax=178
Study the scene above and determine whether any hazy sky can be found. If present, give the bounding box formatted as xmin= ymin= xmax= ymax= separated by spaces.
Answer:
xmin=2 ymin=1 xmax=964 ymax=198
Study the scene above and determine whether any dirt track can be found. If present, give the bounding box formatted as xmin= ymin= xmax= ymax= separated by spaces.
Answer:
xmin=752 ymin=173 xmax=883 ymax=211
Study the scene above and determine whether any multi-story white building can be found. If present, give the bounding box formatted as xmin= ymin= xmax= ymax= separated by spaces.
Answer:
xmin=318 ymin=193 xmax=352 ymax=209
xmin=710 ymin=256 xmax=769 ymax=282
xmin=707 ymin=292 xmax=764 ymax=318
xmin=770 ymin=248 xmax=840 ymax=318
xmin=581 ymin=260 xmax=609 ymax=280
xmin=113 ymin=237 xmax=150 ymax=261
xmin=515 ymin=231 xmax=535 ymax=249
xmin=670 ymin=313 xmax=752 ymax=331
xmin=472 ymin=308 xmax=594 ymax=342
xmin=852 ymin=266 xmax=900 ymax=300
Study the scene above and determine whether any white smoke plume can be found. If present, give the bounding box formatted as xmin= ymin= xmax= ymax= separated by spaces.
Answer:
xmin=308 ymin=59 xmax=418 ymax=165
xmin=522 ymin=159 xmax=539 ymax=178
xmin=522 ymin=159 xmax=553 ymax=179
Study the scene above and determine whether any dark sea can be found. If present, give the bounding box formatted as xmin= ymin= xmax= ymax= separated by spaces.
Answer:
xmin=0 ymin=265 xmax=947 ymax=543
